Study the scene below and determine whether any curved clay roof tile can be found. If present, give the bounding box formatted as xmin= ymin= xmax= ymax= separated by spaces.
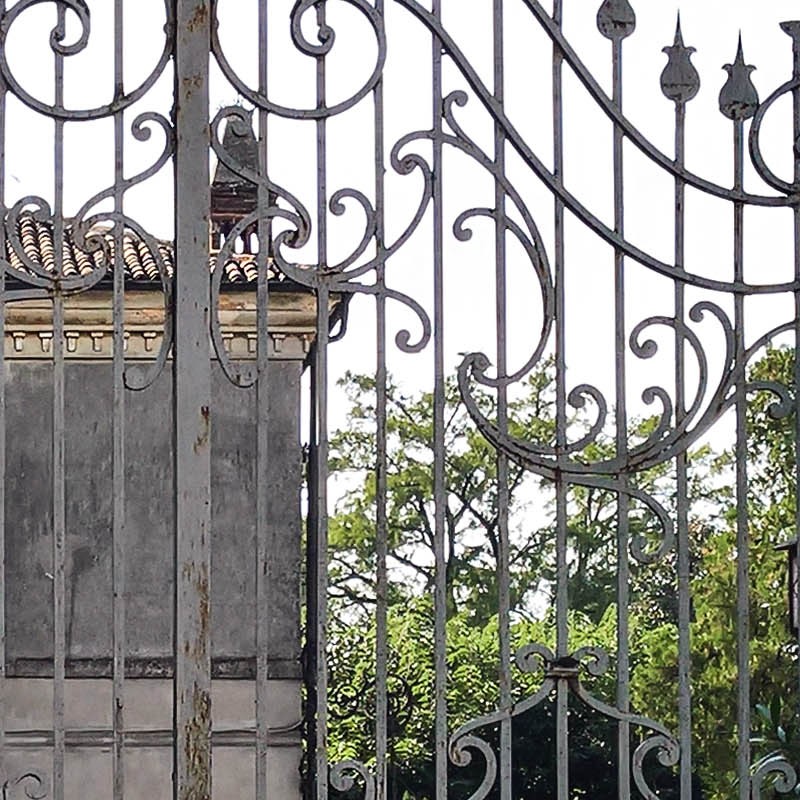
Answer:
xmin=2 ymin=211 xmax=289 ymax=287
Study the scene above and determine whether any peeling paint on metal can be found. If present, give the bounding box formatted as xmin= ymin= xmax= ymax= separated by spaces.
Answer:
xmin=180 ymin=683 xmax=211 ymax=800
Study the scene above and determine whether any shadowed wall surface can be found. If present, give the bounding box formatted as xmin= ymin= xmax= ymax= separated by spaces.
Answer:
xmin=5 ymin=360 xmax=302 ymax=679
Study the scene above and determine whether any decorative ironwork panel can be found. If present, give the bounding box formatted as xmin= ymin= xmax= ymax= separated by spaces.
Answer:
xmin=1 ymin=2 xmax=800 ymax=800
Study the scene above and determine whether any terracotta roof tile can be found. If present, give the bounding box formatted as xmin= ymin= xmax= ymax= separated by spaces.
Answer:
xmin=3 ymin=211 xmax=286 ymax=286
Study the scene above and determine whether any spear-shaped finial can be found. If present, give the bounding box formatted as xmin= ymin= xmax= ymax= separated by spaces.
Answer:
xmin=719 ymin=34 xmax=759 ymax=120
xmin=660 ymin=13 xmax=700 ymax=103
xmin=597 ymin=0 xmax=636 ymax=41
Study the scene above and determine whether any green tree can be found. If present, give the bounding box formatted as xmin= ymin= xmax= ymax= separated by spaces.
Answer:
xmin=327 ymin=365 xmax=665 ymax=625
xmin=630 ymin=346 xmax=798 ymax=798
xmin=328 ymin=600 xmax=688 ymax=800
xmin=328 ymin=368 xmax=556 ymax=624
xmin=326 ymin=365 xmax=685 ymax=797
xmin=325 ymin=349 xmax=798 ymax=799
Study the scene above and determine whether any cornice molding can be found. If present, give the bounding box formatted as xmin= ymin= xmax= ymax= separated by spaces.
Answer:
xmin=4 ymin=290 xmax=327 ymax=362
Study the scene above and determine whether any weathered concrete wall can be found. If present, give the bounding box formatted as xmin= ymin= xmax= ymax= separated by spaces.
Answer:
xmin=5 ymin=678 xmax=302 ymax=799
xmin=5 ymin=359 xmax=303 ymax=678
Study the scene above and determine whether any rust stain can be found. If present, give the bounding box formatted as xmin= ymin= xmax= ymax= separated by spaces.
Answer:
xmin=181 ymin=75 xmax=203 ymax=91
xmin=180 ymin=561 xmax=210 ymax=662
xmin=186 ymin=3 xmax=208 ymax=33
xmin=181 ymin=683 xmax=211 ymax=800
xmin=193 ymin=405 xmax=210 ymax=453
xmin=196 ymin=561 xmax=209 ymax=661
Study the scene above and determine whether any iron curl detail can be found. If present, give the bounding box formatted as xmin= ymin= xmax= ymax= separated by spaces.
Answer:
xmin=85 ymin=212 xmax=174 ymax=392
xmin=457 ymin=298 xmax=759 ymax=478
xmin=0 ymin=0 xmax=173 ymax=120
xmin=211 ymin=0 xmax=386 ymax=120
xmin=633 ymin=734 xmax=681 ymax=800
xmin=449 ymin=735 xmax=497 ymax=800
xmin=750 ymin=757 xmax=799 ymax=799
xmin=5 ymin=197 xmax=109 ymax=292
xmin=749 ymin=73 xmax=800 ymax=195
xmin=428 ymin=89 xmax=556 ymax=385
xmin=2 ymin=770 xmax=48 ymax=800
xmin=211 ymin=107 xmax=435 ymax=361
xmin=329 ymin=760 xmax=376 ymax=800
xmin=208 ymin=206 xmax=308 ymax=387
xmin=72 ymin=112 xmax=175 ymax=229
xmin=209 ymin=106 xmax=316 ymax=386
xmin=395 ymin=0 xmax=800 ymax=298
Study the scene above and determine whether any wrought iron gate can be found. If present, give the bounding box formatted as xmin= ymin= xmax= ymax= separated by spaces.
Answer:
xmin=1 ymin=1 xmax=800 ymax=798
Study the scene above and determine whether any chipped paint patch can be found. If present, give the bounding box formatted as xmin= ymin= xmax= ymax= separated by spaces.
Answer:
xmin=194 ymin=405 xmax=210 ymax=453
xmin=186 ymin=3 xmax=208 ymax=33
xmin=180 ymin=683 xmax=211 ymax=800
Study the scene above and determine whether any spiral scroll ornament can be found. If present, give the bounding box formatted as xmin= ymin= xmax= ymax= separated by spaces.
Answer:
xmin=0 ymin=0 xmax=172 ymax=120
xmin=2 ymin=771 xmax=48 ymax=800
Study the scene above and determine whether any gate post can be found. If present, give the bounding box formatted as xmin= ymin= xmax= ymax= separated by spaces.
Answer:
xmin=173 ymin=2 xmax=212 ymax=799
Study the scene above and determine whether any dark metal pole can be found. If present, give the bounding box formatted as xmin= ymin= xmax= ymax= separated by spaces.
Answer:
xmin=173 ymin=2 xmax=212 ymax=798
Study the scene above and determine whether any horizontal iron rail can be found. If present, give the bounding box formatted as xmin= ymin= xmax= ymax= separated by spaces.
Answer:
xmin=3 ymin=729 xmax=301 ymax=750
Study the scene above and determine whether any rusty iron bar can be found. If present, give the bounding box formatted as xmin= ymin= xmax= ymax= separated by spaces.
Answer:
xmin=792 ymin=20 xmax=800 ymax=756
xmin=430 ymin=2 xmax=449 ymax=799
xmin=492 ymin=1 xmax=512 ymax=799
xmin=112 ymin=1 xmax=127 ymax=799
xmin=662 ymin=17 xmax=698 ymax=798
xmin=0 ymin=0 xmax=5 ymax=784
xmin=255 ymin=1 xmax=272 ymax=797
xmin=173 ymin=2 xmax=212 ymax=799
xmin=551 ymin=3 xmax=569 ymax=800
xmin=52 ymin=7 xmax=67 ymax=800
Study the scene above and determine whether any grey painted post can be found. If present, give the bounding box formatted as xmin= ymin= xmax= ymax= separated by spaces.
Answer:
xmin=173 ymin=3 xmax=212 ymax=799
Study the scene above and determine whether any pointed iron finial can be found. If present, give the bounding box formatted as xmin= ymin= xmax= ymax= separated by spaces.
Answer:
xmin=660 ymin=13 xmax=700 ymax=103
xmin=719 ymin=34 xmax=759 ymax=120
xmin=597 ymin=0 xmax=636 ymax=41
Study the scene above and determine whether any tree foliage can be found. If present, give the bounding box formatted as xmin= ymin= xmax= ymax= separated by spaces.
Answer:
xmin=325 ymin=348 xmax=799 ymax=799
xmin=328 ymin=368 xmax=556 ymax=623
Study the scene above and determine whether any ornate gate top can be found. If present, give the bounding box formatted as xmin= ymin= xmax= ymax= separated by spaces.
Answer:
xmin=2 ymin=2 xmax=800 ymax=799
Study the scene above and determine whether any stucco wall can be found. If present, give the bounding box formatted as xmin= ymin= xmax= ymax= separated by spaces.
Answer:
xmin=4 ymin=357 xmax=306 ymax=797
xmin=6 ymin=359 xmax=303 ymax=677
xmin=5 ymin=678 xmax=302 ymax=799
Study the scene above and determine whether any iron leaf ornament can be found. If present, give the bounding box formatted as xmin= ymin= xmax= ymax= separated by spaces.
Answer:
xmin=596 ymin=0 xmax=636 ymax=40
xmin=719 ymin=35 xmax=759 ymax=120
xmin=660 ymin=15 xmax=700 ymax=104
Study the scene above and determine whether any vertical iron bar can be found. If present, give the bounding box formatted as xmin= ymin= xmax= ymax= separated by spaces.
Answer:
xmin=552 ymin=3 xmax=568 ymax=799
xmin=305 ymin=348 xmax=319 ymax=800
xmin=492 ymin=0 xmax=512 ymax=798
xmin=673 ymin=100 xmax=692 ymax=800
xmin=0 ymin=0 xmax=7 ymax=780
xmin=112 ymin=1 xmax=127 ymax=798
xmin=173 ymin=2 xmax=212 ymax=798
xmin=431 ymin=2 xmax=448 ymax=799
xmin=791 ymin=27 xmax=800 ymax=746
xmin=611 ymin=35 xmax=631 ymax=800
xmin=373 ymin=0 xmax=389 ymax=797
xmin=52 ymin=8 xmax=67 ymax=799
xmin=732 ymin=118 xmax=749 ymax=800
xmin=315 ymin=6 xmax=329 ymax=797
xmin=314 ymin=290 xmax=330 ymax=800
xmin=256 ymin=2 xmax=271 ymax=796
